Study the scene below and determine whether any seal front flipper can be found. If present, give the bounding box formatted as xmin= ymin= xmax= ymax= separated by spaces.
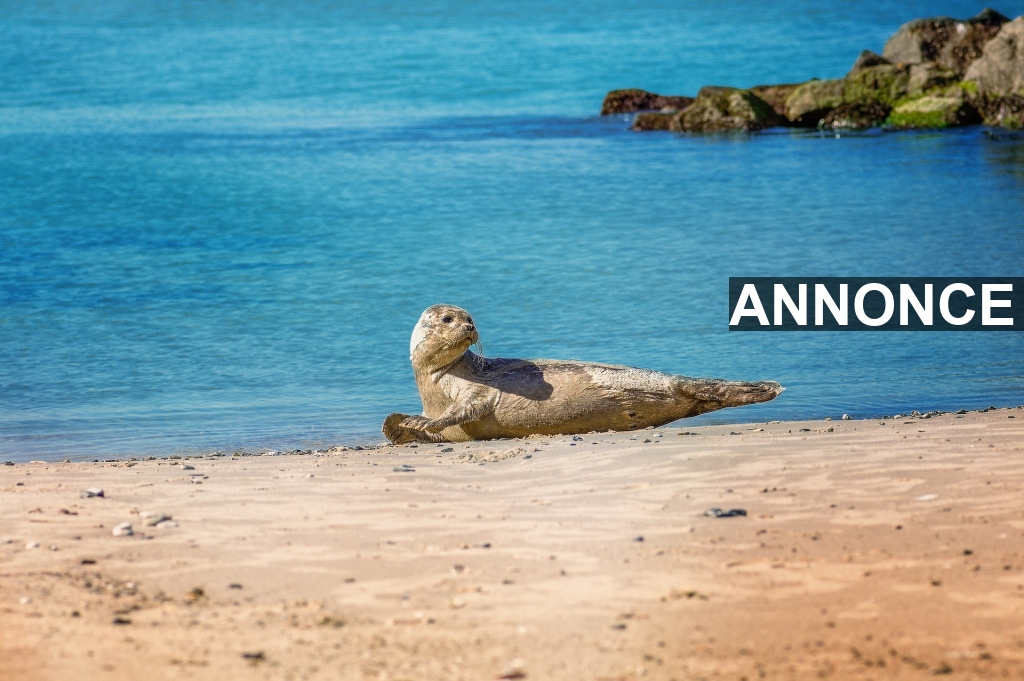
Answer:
xmin=400 ymin=389 xmax=498 ymax=433
xmin=382 ymin=413 xmax=449 ymax=444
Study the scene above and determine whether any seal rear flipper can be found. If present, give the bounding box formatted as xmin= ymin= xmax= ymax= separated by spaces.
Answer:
xmin=674 ymin=378 xmax=783 ymax=416
xmin=382 ymin=412 xmax=450 ymax=444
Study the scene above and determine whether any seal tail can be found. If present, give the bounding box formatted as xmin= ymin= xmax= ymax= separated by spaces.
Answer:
xmin=674 ymin=378 xmax=783 ymax=417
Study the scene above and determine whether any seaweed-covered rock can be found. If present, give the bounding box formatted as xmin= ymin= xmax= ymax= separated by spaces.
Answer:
xmin=785 ymin=65 xmax=911 ymax=127
xmin=784 ymin=79 xmax=845 ymax=126
xmin=907 ymin=62 xmax=960 ymax=95
xmin=631 ymin=112 xmax=675 ymax=131
xmin=883 ymin=9 xmax=1009 ymax=76
xmin=749 ymin=83 xmax=803 ymax=117
xmin=669 ymin=86 xmax=784 ymax=132
xmin=849 ymin=50 xmax=891 ymax=74
xmin=844 ymin=63 xmax=912 ymax=106
xmin=964 ymin=16 xmax=1024 ymax=97
xmin=601 ymin=89 xmax=694 ymax=115
xmin=821 ymin=101 xmax=892 ymax=129
xmin=886 ymin=87 xmax=983 ymax=129
xmin=981 ymin=94 xmax=1024 ymax=127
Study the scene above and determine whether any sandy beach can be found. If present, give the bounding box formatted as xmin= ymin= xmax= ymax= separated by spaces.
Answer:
xmin=3 ymin=408 xmax=1024 ymax=681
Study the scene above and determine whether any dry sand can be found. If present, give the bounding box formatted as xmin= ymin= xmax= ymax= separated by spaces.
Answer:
xmin=2 ymin=408 xmax=1024 ymax=681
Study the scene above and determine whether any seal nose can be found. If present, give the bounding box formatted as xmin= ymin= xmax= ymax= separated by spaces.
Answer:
xmin=463 ymin=323 xmax=475 ymax=333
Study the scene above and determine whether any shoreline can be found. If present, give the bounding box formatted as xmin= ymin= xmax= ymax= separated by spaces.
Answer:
xmin=6 ymin=403 xmax=1022 ymax=466
xmin=3 ymin=407 xmax=1024 ymax=680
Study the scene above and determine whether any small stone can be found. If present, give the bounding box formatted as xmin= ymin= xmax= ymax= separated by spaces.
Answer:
xmin=112 ymin=522 xmax=133 ymax=537
xmin=842 ymin=414 xmax=852 ymax=420
xmin=25 ymin=541 xmax=40 ymax=549
xmin=440 ymin=447 xmax=454 ymax=453
xmin=242 ymin=651 xmax=265 ymax=662
xmin=141 ymin=512 xmax=170 ymax=526
xmin=633 ymin=536 xmax=644 ymax=542
xmin=704 ymin=508 xmax=747 ymax=518
xmin=19 ymin=597 xmax=31 ymax=605
xmin=80 ymin=487 xmax=104 ymax=498
xmin=228 ymin=583 xmax=243 ymax=589
xmin=48 ymin=543 xmax=58 ymax=551
xmin=179 ymin=464 xmax=195 ymax=470
xmin=155 ymin=520 xmax=178 ymax=529
xmin=498 ymin=658 xmax=527 ymax=679
xmin=824 ymin=417 xmax=832 ymax=421
xmin=112 ymin=617 xmax=132 ymax=625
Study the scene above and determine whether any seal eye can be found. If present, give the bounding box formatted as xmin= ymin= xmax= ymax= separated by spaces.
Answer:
xmin=441 ymin=315 xmax=453 ymax=324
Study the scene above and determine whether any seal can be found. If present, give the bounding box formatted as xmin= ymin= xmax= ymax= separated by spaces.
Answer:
xmin=382 ymin=304 xmax=783 ymax=444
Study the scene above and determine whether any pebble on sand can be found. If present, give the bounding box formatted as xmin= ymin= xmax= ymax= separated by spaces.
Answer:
xmin=80 ymin=487 xmax=104 ymax=498
xmin=141 ymin=511 xmax=170 ymax=526
xmin=112 ymin=522 xmax=133 ymax=537
xmin=498 ymin=658 xmax=527 ymax=679
xmin=704 ymin=508 xmax=747 ymax=518
xmin=25 ymin=541 xmax=40 ymax=549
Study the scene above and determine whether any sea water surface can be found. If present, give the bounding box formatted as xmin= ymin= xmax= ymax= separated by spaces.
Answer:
xmin=3 ymin=0 xmax=1024 ymax=460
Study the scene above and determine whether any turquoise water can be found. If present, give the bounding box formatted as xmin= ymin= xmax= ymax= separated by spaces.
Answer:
xmin=3 ymin=1 xmax=1024 ymax=460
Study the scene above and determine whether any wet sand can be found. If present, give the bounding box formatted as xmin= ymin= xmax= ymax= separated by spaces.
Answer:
xmin=2 ymin=408 xmax=1024 ymax=681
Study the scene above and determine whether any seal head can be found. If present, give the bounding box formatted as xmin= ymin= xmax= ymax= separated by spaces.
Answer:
xmin=409 ymin=304 xmax=479 ymax=371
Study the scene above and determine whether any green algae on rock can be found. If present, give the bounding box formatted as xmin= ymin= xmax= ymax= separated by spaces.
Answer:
xmin=886 ymin=88 xmax=983 ymax=129
xmin=843 ymin=64 xmax=912 ymax=108
xmin=669 ymin=86 xmax=784 ymax=132
xmin=601 ymin=89 xmax=694 ymax=115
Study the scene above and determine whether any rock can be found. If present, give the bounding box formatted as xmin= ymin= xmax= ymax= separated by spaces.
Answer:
xmin=626 ymin=109 xmax=675 ymax=129
xmin=842 ymin=414 xmax=853 ymax=420
xmin=670 ymin=86 xmax=784 ymax=132
xmin=25 ymin=541 xmax=40 ymax=549
xmin=849 ymin=50 xmax=892 ymax=74
xmin=80 ymin=487 xmax=104 ymax=498
xmin=749 ymin=83 xmax=803 ymax=117
xmin=821 ymin=101 xmax=892 ymax=129
xmin=703 ymin=508 xmax=747 ymax=518
xmin=843 ymin=64 xmax=911 ymax=107
xmin=884 ymin=9 xmax=1009 ymax=76
xmin=908 ymin=62 xmax=960 ymax=95
xmin=112 ymin=522 xmax=133 ymax=537
xmin=155 ymin=520 xmax=178 ymax=528
xmin=785 ymin=79 xmax=845 ymax=126
xmin=179 ymin=464 xmax=195 ymax=470
xmin=601 ymin=89 xmax=693 ymax=115
xmin=887 ymin=87 xmax=982 ymax=129
xmin=981 ymin=93 xmax=1024 ymax=127
xmin=965 ymin=16 xmax=1024 ymax=97
xmin=141 ymin=512 xmax=170 ymax=527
